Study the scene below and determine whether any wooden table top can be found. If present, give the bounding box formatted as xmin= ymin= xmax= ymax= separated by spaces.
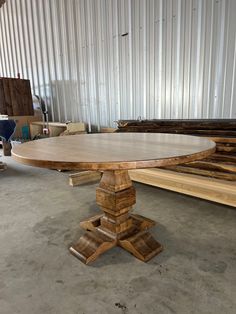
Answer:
xmin=12 ymin=133 xmax=215 ymax=171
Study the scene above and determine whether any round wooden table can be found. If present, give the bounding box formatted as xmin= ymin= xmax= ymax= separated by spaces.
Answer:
xmin=12 ymin=133 xmax=215 ymax=264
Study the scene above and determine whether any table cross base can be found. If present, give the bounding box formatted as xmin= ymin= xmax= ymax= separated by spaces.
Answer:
xmin=69 ymin=170 xmax=163 ymax=264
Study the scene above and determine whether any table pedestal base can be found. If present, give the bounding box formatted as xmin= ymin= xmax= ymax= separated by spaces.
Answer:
xmin=69 ymin=170 xmax=163 ymax=264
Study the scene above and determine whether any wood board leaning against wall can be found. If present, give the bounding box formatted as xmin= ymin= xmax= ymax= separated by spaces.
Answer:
xmin=0 ymin=0 xmax=6 ymax=8
xmin=117 ymin=119 xmax=236 ymax=207
xmin=0 ymin=78 xmax=34 ymax=116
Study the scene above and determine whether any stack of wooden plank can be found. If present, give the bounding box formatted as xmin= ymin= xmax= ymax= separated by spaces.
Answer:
xmin=117 ymin=119 xmax=236 ymax=206
xmin=117 ymin=119 xmax=236 ymax=136
xmin=166 ymin=137 xmax=236 ymax=181
xmin=117 ymin=119 xmax=236 ymax=181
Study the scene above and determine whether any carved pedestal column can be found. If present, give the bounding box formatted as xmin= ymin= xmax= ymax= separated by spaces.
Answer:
xmin=70 ymin=170 xmax=163 ymax=264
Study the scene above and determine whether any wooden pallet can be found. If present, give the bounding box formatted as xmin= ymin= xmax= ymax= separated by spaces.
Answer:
xmin=129 ymin=168 xmax=236 ymax=207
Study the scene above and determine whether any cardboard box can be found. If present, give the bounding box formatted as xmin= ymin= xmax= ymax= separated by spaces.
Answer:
xmin=9 ymin=115 xmax=42 ymax=139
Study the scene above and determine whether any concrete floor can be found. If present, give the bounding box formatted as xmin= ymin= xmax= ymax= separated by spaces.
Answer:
xmin=0 ymin=154 xmax=236 ymax=314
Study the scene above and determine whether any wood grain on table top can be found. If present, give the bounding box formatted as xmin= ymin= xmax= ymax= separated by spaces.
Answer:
xmin=12 ymin=133 xmax=216 ymax=171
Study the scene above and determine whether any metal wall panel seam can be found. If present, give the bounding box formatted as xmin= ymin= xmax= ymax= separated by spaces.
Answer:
xmin=187 ymin=0 xmax=193 ymax=119
xmin=197 ymin=0 xmax=206 ymax=119
xmin=35 ymin=0 xmax=48 ymax=112
xmin=83 ymin=0 xmax=92 ymax=132
xmin=72 ymin=0 xmax=82 ymax=122
xmin=142 ymin=0 xmax=147 ymax=118
xmin=128 ymin=0 xmax=133 ymax=120
xmin=61 ymin=0 xmax=71 ymax=119
xmin=7 ymin=2 xmax=17 ymax=76
xmin=16 ymin=1 xmax=29 ymax=79
xmin=230 ymin=30 xmax=236 ymax=117
xmin=182 ymin=0 xmax=191 ymax=118
xmin=167 ymin=0 xmax=173 ymax=118
xmin=221 ymin=0 xmax=230 ymax=118
xmin=116 ymin=0 xmax=121 ymax=120
xmin=104 ymin=0 xmax=112 ymax=126
xmin=23 ymin=0 xmax=36 ymax=94
xmin=41 ymin=0 xmax=55 ymax=121
xmin=180 ymin=0 xmax=186 ymax=118
xmin=194 ymin=0 xmax=202 ymax=118
xmin=161 ymin=0 xmax=167 ymax=118
xmin=157 ymin=0 xmax=163 ymax=119
xmin=214 ymin=0 xmax=223 ymax=117
xmin=11 ymin=2 xmax=24 ymax=78
xmin=124 ymin=0 xmax=130 ymax=120
xmin=77 ymin=0 xmax=88 ymax=125
xmin=174 ymin=0 xmax=181 ymax=119
xmin=206 ymin=1 xmax=215 ymax=118
xmin=4 ymin=4 xmax=14 ymax=76
xmin=213 ymin=0 xmax=226 ymax=117
xmin=29 ymin=0 xmax=41 ymax=96
xmin=92 ymin=0 xmax=100 ymax=130
xmin=113 ymin=0 xmax=121 ymax=122
xmin=0 ymin=9 xmax=7 ymax=76
xmin=57 ymin=0 xmax=68 ymax=121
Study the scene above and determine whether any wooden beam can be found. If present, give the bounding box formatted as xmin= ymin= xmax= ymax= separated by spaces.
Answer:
xmin=69 ymin=171 xmax=102 ymax=186
xmin=0 ymin=162 xmax=7 ymax=171
xmin=164 ymin=165 xmax=236 ymax=181
xmin=129 ymin=168 xmax=236 ymax=207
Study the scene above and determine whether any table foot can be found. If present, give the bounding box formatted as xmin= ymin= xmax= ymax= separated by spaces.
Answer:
xmin=70 ymin=170 xmax=163 ymax=264
xmin=119 ymin=230 xmax=163 ymax=262
xmin=69 ymin=230 xmax=116 ymax=264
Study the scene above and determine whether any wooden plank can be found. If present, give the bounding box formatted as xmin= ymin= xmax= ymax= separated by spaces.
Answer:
xmin=216 ymin=144 xmax=236 ymax=153
xmin=0 ymin=80 xmax=7 ymax=115
xmin=31 ymin=121 xmax=67 ymax=127
xmin=100 ymin=127 xmax=117 ymax=133
xmin=9 ymin=79 xmax=34 ymax=116
xmin=165 ymin=165 xmax=236 ymax=181
xmin=118 ymin=127 xmax=236 ymax=136
xmin=2 ymin=79 xmax=13 ymax=116
xmin=0 ymin=78 xmax=33 ymax=116
xmin=117 ymin=119 xmax=236 ymax=130
xmin=0 ymin=162 xmax=7 ymax=171
xmin=205 ymin=153 xmax=236 ymax=163
xmin=69 ymin=171 xmax=101 ymax=186
xmin=2 ymin=140 xmax=11 ymax=156
xmin=129 ymin=168 xmax=236 ymax=207
xmin=207 ymin=137 xmax=236 ymax=143
xmin=183 ymin=160 xmax=236 ymax=174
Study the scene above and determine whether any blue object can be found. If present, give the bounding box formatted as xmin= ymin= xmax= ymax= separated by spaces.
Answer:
xmin=0 ymin=120 xmax=16 ymax=142
xmin=22 ymin=125 xmax=30 ymax=139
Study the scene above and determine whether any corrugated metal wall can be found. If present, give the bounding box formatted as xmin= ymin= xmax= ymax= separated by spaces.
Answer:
xmin=0 ymin=0 xmax=236 ymax=130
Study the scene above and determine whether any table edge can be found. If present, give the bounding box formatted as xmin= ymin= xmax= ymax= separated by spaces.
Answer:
xmin=12 ymin=145 xmax=216 ymax=171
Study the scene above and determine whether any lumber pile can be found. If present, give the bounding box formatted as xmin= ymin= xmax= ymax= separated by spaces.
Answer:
xmin=117 ymin=119 xmax=236 ymax=206
xmin=129 ymin=168 xmax=236 ymax=207
xmin=117 ymin=119 xmax=236 ymax=136
xmin=117 ymin=119 xmax=236 ymax=182
xmin=167 ymin=136 xmax=236 ymax=181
